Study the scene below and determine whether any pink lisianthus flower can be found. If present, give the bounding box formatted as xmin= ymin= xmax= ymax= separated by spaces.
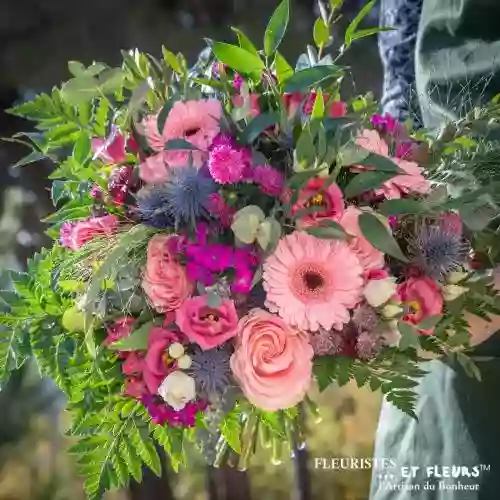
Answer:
xmin=141 ymin=99 xmax=222 ymax=170
xmin=59 ymin=215 xmax=118 ymax=251
xmin=230 ymin=308 xmax=314 ymax=411
xmin=125 ymin=376 xmax=149 ymax=399
xmin=292 ymin=177 xmax=344 ymax=227
xmin=142 ymin=234 xmax=193 ymax=313
xmin=103 ymin=317 xmax=135 ymax=348
xmin=354 ymin=129 xmax=430 ymax=199
xmin=175 ymin=295 xmax=238 ymax=350
xmin=142 ymin=326 xmax=183 ymax=394
xmin=207 ymin=133 xmax=252 ymax=184
xmin=252 ymin=165 xmax=284 ymax=197
xmin=339 ymin=206 xmax=385 ymax=271
xmin=397 ymin=277 xmax=443 ymax=334
xmin=232 ymin=93 xmax=260 ymax=118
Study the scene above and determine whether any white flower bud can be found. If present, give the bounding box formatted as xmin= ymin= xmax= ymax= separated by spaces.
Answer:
xmin=168 ymin=342 xmax=185 ymax=359
xmin=177 ymin=354 xmax=192 ymax=370
xmin=442 ymin=284 xmax=468 ymax=302
xmin=158 ymin=371 xmax=196 ymax=410
xmin=446 ymin=271 xmax=468 ymax=285
xmin=381 ymin=304 xmax=404 ymax=319
xmin=363 ymin=277 xmax=397 ymax=308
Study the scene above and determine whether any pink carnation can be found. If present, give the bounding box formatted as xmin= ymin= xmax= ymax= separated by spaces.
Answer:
xmin=142 ymin=99 xmax=222 ymax=169
xmin=60 ymin=215 xmax=118 ymax=251
xmin=205 ymin=193 xmax=235 ymax=228
xmin=175 ymin=295 xmax=238 ymax=350
xmin=142 ymin=234 xmax=193 ymax=313
xmin=207 ymin=134 xmax=252 ymax=184
xmin=230 ymin=309 xmax=314 ymax=411
xmin=355 ymin=129 xmax=431 ymax=199
xmin=252 ymin=165 xmax=284 ymax=197
xmin=339 ymin=206 xmax=385 ymax=271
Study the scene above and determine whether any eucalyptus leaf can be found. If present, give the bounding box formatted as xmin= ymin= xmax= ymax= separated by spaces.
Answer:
xmin=206 ymin=292 xmax=222 ymax=309
xmin=264 ymin=0 xmax=290 ymax=56
xmin=358 ymin=212 xmax=408 ymax=262
xmin=231 ymin=205 xmax=265 ymax=244
xmin=344 ymin=0 xmax=376 ymax=47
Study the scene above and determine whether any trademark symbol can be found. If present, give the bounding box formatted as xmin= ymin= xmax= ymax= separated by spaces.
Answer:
xmin=480 ymin=464 xmax=490 ymax=472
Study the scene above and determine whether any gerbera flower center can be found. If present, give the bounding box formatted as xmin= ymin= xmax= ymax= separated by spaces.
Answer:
xmin=184 ymin=127 xmax=201 ymax=137
xmin=304 ymin=271 xmax=324 ymax=291
xmin=291 ymin=262 xmax=332 ymax=302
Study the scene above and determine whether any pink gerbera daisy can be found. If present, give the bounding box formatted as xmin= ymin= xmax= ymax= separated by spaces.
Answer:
xmin=142 ymin=99 xmax=222 ymax=169
xmin=263 ymin=231 xmax=364 ymax=332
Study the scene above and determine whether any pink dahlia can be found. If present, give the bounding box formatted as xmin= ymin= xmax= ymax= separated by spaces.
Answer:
xmin=252 ymin=165 xmax=284 ymax=197
xmin=207 ymin=133 xmax=252 ymax=184
xmin=263 ymin=231 xmax=364 ymax=332
xmin=339 ymin=206 xmax=385 ymax=271
xmin=142 ymin=99 xmax=222 ymax=169
xmin=355 ymin=129 xmax=431 ymax=199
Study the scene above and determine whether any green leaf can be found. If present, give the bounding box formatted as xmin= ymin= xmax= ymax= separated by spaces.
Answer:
xmin=68 ymin=61 xmax=87 ymax=77
xmin=231 ymin=205 xmax=265 ymax=244
xmin=206 ymin=292 xmax=222 ymax=309
xmin=164 ymin=139 xmax=199 ymax=150
xmin=61 ymin=76 xmax=99 ymax=105
xmin=162 ymin=47 xmax=184 ymax=74
xmin=256 ymin=217 xmax=282 ymax=251
xmin=109 ymin=321 xmax=152 ymax=351
xmin=264 ymin=0 xmax=290 ymax=56
xmin=211 ymin=42 xmax=265 ymax=74
xmin=311 ymin=90 xmax=325 ymax=118
xmin=344 ymin=171 xmax=395 ymax=198
xmin=456 ymin=352 xmax=482 ymax=381
xmin=257 ymin=410 xmax=285 ymax=438
xmin=305 ymin=220 xmax=348 ymax=239
xmin=378 ymin=199 xmax=426 ymax=216
xmin=274 ymin=52 xmax=294 ymax=84
xmin=358 ymin=212 xmax=408 ymax=262
xmin=240 ymin=112 xmax=279 ymax=143
xmin=156 ymin=100 xmax=177 ymax=135
xmin=284 ymin=65 xmax=343 ymax=93
xmin=313 ymin=18 xmax=330 ymax=48
xmin=221 ymin=411 xmax=242 ymax=453
xmin=97 ymin=68 xmax=126 ymax=92
xmin=398 ymin=321 xmax=420 ymax=349
xmin=417 ymin=315 xmax=443 ymax=331
xmin=295 ymin=126 xmax=317 ymax=167
xmin=358 ymin=153 xmax=403 ymax=172
xmin=459 ymin=203 xmax=497 ymax=231
xmin=345 ymin=0 xmax=376 ymax=47
xmin=286 ymin=168 xmax=319 ymax=188
xmin=350 ymin=26 xmax=395 ymax=41
xmin=353 ymin=365 xmax=370 ymax=387
xmin=73 ymin=133 xmax=91 ymax=165
xmin=230 ymin=27 xmax=260 ymax=57
xmin=11 ymin=150 xmax=47 ymax=168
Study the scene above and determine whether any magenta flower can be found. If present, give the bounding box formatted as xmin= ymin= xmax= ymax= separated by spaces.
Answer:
xmin=141 ymin=395 xmax=206 ymax=427
xmin=252 ymin=165 xmax=284 ymax=197
xmin=206 ymin=193 xmax=235 ymax=228
xmin=232 ymin=267 xmax=253 ymax=294
xmin=233 ymin=73 xmax=244 ymax=90
xmin=207 ymin=133 xmax=252 ymax=184
xmin=91 ymin=127 xmax=128 ymax=164
xmin=107 ymin=165 xmax=134 ymax=205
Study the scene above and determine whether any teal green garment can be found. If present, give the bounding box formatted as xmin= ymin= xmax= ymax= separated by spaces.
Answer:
xmin=371 ymin=1 xmax=500 ymax=498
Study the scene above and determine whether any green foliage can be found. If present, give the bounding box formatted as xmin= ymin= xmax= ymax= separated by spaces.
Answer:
xmin=283 ymin=65 xmax=343 ymax=93
xmin=264 ymin=0 xmax=290 ymax=56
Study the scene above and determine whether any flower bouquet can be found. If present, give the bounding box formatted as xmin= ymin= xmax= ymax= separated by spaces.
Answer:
xmin=3 ymin=0 xmax=500 ymax=497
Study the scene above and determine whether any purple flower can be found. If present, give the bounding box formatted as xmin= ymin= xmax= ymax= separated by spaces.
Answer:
xmin=233 ymin=73 xmax=244 ymax=90
xmin=252 ymin=165 xmax=284 ymax=197
xmin=141 ymin=395 xmax=206 ymax=427
xmin=208 ymin=133 xmax=252 ymax=184
xmin=231 ymin=267 xmax=253 ymax=294
xmin=370 ymin=113 xmax=398 ymax=134
xmin=90 ymin=184 xmax=103 ymax=200
xmin=187 ymin=261 xmax=215 ymax=285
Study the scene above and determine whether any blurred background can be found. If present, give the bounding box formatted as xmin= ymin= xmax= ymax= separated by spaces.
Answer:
xmin=0 ymin=0 xmax=383 ymax=498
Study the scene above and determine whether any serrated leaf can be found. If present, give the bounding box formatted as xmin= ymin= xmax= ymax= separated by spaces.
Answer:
xmin=344 ymin=171 xmax=395 ymax=198
xmin=109 ymin=321 xmax=152 ymax=351
xmin=231 ymin=27 xmax=260 ymax=56
xmin=353 ymin=365 xmax=370 ymax=387
xmin=258 ymin=410 xmax=285 ymax=438
xmin=211 ymin=42 xmax=265 ymax=74
xmin=221 ymin=411 xmax=242 ymax=453
xmin=313 ymin=18 xmax=330 ymax=48
xmin=61 ymin=76 xmax=99 ymax=105
xmin=284 ymin=65 xmax=343 ymax=93
xmin=240 ymin=112 xmax=279 ymax=143
xmin=264 ymin=0 xmax=290 ymax=56
xmin=358 ymin=212 xmax=408 ymax=262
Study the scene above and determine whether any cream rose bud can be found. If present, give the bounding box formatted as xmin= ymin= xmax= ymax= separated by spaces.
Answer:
xmin=442 ymin=284 xmax=468 ymax=302
xmin=363 ymin=277 xmax=397 ymax=307
xmin=177 ymin=354 xmax=192 ymax=370
xmin=168 ymin=342 xmax=185 ymax=359
xmin=158 ymin=371 xmax=196 ymax=410
xmin=381 ymin=304 xmax=403 ymax=319
xmin=446 ymin=270 xmax=468 ymax=285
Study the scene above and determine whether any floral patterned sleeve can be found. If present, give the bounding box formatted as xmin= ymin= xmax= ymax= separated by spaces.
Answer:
xmin=378 ymin=0 xmax=423 ymax=123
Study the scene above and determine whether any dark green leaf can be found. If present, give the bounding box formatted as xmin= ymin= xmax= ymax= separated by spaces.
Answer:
xmin=305 ymin=220 xmax=348 ymax=239
xmin=286 ymin=168 xmax=319 ymax=188
xmin=358 ymin=212 xmax=408 ymax=262
xmin=11 ymin=150 xmax=47 ymax=168
xmin=211 ymin=42 xmax=265 ymax=74
xmin=344 ymin=171 xmax=395 ymax=198
xmin=283 ymin=65 xmax=343 ymax=93
xmin=456 ymin=352 xmax=482 ymax=381
xmin=264 ymin=0 xmax=290 ymax=56
xmin=345 ymin=0 xmax=376 ymax=47
xmin=353 ymin=365 xmax=370 ymax=387
xmin=230 ymin=27 xmax=260 ymax=56
xmin=459 ymin=203 xmax=498 ymax=231
xmin=157 ymin=100 xmax=176 ymax=135
xmin=109 ymin=321 xmax=152 ymax=351
xmin=164 ymin=139 xmax=199 ymax=150
xmin=240 ymin=112 xmax=279 ymax=143
xmin=378 ymin=199 xmax=426 ymax=216
xmin=417 ymin=314 xmax=442 ymax=331
xmin=358 ymin=153 xmax=403 ymax=173
xmin=295 ymin=125 xmax=317 ymax=164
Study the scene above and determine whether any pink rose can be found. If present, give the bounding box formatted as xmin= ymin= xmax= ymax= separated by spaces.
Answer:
xmin=292 ymin=177 xmax=344 ymax=227
xmin=230 ymin=309 xmax=314 ymax=411
xmin=339 ymin=206 xmax=385 ymax=271
xmin=142 ymin=235 xmax=193 ymax=313
xmin=122 ymin=352 xmax=144 ymax=376
xmin=139 ymin=152 xmax=170 ymax=185
xmin=60 ymin=215 xmax=118 ymax=251
xmin=232 ymin=93 xmax=260 ymax=118
xmin=143 ymin=326 xmax=182 ymax=394
xmin=176 ymin=295 xmax=238 ymax=350
xmin=397 ymin=277 xmax=443 ymax=334
xmin=354 ymin=129 xmax=431 ymax=199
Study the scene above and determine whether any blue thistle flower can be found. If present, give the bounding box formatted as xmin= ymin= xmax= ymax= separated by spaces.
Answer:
xmin=189 ymin=345 xmax=232 ymax=396
xmin=135 ymin=187 xmax=174 ymax=229
xmin=164 ymin=166 xmax=217 ymax=226
xmin=412 ymin=225 xmax=468 ymax=279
